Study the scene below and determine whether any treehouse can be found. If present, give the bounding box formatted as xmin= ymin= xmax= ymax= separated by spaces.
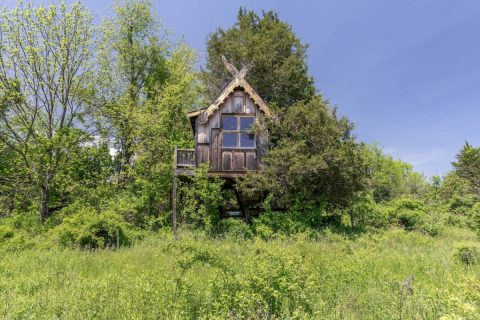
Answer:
xmin=174 ymin=58 xmax=272 ymax=178
xmin=172 ymin=57 xmax=272 ymax=232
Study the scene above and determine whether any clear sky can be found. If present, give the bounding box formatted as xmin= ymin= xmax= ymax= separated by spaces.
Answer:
xmin=3 ymin=0 xmax=480 ymax=177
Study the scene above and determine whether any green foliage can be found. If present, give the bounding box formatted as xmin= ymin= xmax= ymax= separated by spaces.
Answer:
xmin=387 ymin=198 xmax=442 ymax=236
xmin=238 ymin=97 xmax=367 ymax=212
xmin=438 ymin=172 xmax=473 ymax=202
xmin=448 ymin=193 xmax=477 ymax=215
xmin=179 ymin=165 xmax=225 ymax=233
xmin=452 ymin=142 xmax=480 ymax=195
xmin=203 ymin=8 xmax=315 ymax=109
xmin=53 ymin=207 xmax=134 ymax=249
xmin=362 ymin=145 xmax=430 ymax=202
xmin=215 ymin=219 xmax=253 ymax=240
xmin=208 ymin=245 xmax=315 ymax=318
xmin=97 ymin=0 xmax=170 ymax=176
xmin=131 ymin=44 xmax=198 ymax=217
xmin=348 ymin=196 xmax=389 ymax=229
xmin=471 ymin=202 xmax=480 ymax=236
xmin=454 ymin=244 xmax=480 ymax=266
xmin=0 ymin=1 xmax=97 ymax=221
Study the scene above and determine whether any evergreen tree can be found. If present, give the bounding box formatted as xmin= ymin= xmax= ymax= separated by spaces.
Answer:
xmin=452 ymin=142 xmax=480 ymax=195
xmin=202 ymin=8 xmax=316 ymax=110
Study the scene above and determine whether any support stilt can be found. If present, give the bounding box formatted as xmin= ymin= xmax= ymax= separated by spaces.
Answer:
xmin=172 ymin=146 xmax=178 ymax=240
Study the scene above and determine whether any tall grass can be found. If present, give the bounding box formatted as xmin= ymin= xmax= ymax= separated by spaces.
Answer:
xmin=0 ymin=228 xmax=479 ymax=319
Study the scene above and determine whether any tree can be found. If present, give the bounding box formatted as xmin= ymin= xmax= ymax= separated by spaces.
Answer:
xmin=452 ymin=142 xmax=480 ymax=195
xmin=237 ymin=97 xmax=368 ymax=211
xmin=96 ymin=0 xmax=170 ymax=180
xmin=132 ymin=45 xmax=199 ymax=217
xmin=362 ymin=145 xmax=429 ymax=202
xmin=0 ymin=2 xmax=96 ymax=221
xmin=202 ymin=8 xmax=316 ymax=111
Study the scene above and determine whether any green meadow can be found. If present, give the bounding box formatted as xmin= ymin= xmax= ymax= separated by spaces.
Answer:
xmin=1 ymin=228 xmax=479 ymax=319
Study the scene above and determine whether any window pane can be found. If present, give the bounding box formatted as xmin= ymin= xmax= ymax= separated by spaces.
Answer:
xmin=240 ymin=133 xmax=255 ymax=148
xmin=222 ymin=116 xmax=237 ymax=130
xmin=223 ymin=133 xmax=237 ymax=148
xmin=240 ymin=117 xmax=254 ymax=131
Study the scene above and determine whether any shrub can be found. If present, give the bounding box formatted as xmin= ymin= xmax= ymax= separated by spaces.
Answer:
xmin=12 ymin=211 xmax=42 ymax=234
xmin=394 ymin=209 xmax=424 ymax=231
xmin=417 ymin=214 xmax=443 ymax=237
xmin=252 ymin=212 xmax=309 ymax=239
xmin=0 ymin=225 xmax=14 ymax=242
xmin=388 ymin=198 xmax=442 ymax=236
xmin=348 ymin=197 xmax=388 ymax=228
xmin=448 ymin=194 xmax=476 ymax=215
xmin=53 ymin=207 xmax=134 ymax=249
xmin=393 ymin=197 xmax=426 ymax=212
xmin=179 ymin=164 xmax=225 ymax=233
xmin=454 ymin=244 xmax=480 ymax=266
xmin=215 ymin=219 xmax=253 ymax=240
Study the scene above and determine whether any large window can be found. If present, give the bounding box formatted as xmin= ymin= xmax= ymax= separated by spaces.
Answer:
xmin=222 ymin=115 xmax=255 ymax=148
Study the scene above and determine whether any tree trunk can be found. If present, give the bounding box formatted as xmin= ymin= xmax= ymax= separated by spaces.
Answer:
xmin=349 ymin=211 xmax=355 ymax=228
xmin=39 ymin=183 xmax=50 ymax=223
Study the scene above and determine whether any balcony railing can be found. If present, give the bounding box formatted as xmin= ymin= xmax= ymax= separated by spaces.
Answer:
xmin=175 ymin=147 xmax=195 ymax=168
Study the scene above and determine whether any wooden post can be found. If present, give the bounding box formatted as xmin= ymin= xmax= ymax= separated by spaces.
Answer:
xmin=172 ymin=146 xmax=178 ymax=240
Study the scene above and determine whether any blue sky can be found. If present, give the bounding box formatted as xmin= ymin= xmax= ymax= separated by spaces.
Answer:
xmin=3 ymin=0 xmax=480 ymax=177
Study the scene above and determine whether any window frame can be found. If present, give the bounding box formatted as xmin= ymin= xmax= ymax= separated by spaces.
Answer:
xmin=221 ymin=114 xmax=256 ymax=149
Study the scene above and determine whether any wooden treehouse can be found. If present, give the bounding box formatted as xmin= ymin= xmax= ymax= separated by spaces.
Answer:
xmin=172 ymin=57 xmax=272 ymax=230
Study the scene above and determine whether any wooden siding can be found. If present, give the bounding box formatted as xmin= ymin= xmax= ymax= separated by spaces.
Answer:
xmin=192 ymin=88 xmax=265 ymax=176
xmin=197 ymin=144 xmax=209 ymax=166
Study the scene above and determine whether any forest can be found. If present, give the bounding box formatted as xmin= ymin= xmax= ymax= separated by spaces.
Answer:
xmin=1 ymin=1 xmax=480 ymax=319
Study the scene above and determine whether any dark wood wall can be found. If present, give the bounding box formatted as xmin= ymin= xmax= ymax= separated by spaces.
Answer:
xmin=195 ymin=89 xmax=265 ymax=173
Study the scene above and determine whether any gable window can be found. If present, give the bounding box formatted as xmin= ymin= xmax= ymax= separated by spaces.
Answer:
xmin=222 ymin=115 xmax=255 ymax=148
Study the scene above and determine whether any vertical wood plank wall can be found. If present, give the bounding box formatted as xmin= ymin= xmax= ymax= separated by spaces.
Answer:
xmin=195 ymin=89 xmax=263 ymax=172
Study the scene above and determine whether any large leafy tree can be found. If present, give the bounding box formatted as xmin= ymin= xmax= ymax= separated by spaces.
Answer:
xmin=202 ymin=8 xmax=316 ymax=110
xmin=0 ymin=2 xmax=96 ymax=221
xmin=96 ymin=0 xmax=170 ymax=180
xmin=96 ymin=0 xmax=198 ymax=219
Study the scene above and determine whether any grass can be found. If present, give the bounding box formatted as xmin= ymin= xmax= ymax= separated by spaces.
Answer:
xmin=0 ymin=227 xmax=479 ymax=319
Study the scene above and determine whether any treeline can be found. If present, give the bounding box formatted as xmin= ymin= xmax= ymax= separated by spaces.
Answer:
xmin=0 ymin=1 xmax=479 ymax=249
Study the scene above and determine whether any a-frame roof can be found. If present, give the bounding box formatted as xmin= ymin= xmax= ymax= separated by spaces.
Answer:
xmin=188 ymin=77 xmax=272 ymax=123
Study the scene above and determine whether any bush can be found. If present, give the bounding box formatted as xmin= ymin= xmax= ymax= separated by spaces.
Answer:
xmin=448 ymin=194 xmax=476 ymax=215
xmin=0 ymin=225 xmax=14 ymax=242
xmin=388 ymin=198 xmax=442 ymax=236
xmin=12 ymin=211 xmax=42 ymax=234
xmin=252 ymin=212 xmax=311 ymax=239
xmin=53 ymin=207 xmax=134 ymax=249
xmin=179 ymin=164 xmax=225 ymax=233
xmin=215 ymin=219 xmax=253 ymax=240
xmin=454 ymin=244 xmax=480 ymax=266
xmin=349 ymin=197 xmax=388 ymax=228
xmin=393 ymin=197 xmax=426 ymax=212
xmin=394 ymin=209 xmax=424 ymax=231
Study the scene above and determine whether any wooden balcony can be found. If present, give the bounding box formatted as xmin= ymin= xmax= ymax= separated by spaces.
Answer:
xmin=174 ymin=147 xmax=195 ymax=176
xmin=174 ymin=146 xmax=258 ymax=178
xmin=175 ymin=148 xmax=195 ymax=167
